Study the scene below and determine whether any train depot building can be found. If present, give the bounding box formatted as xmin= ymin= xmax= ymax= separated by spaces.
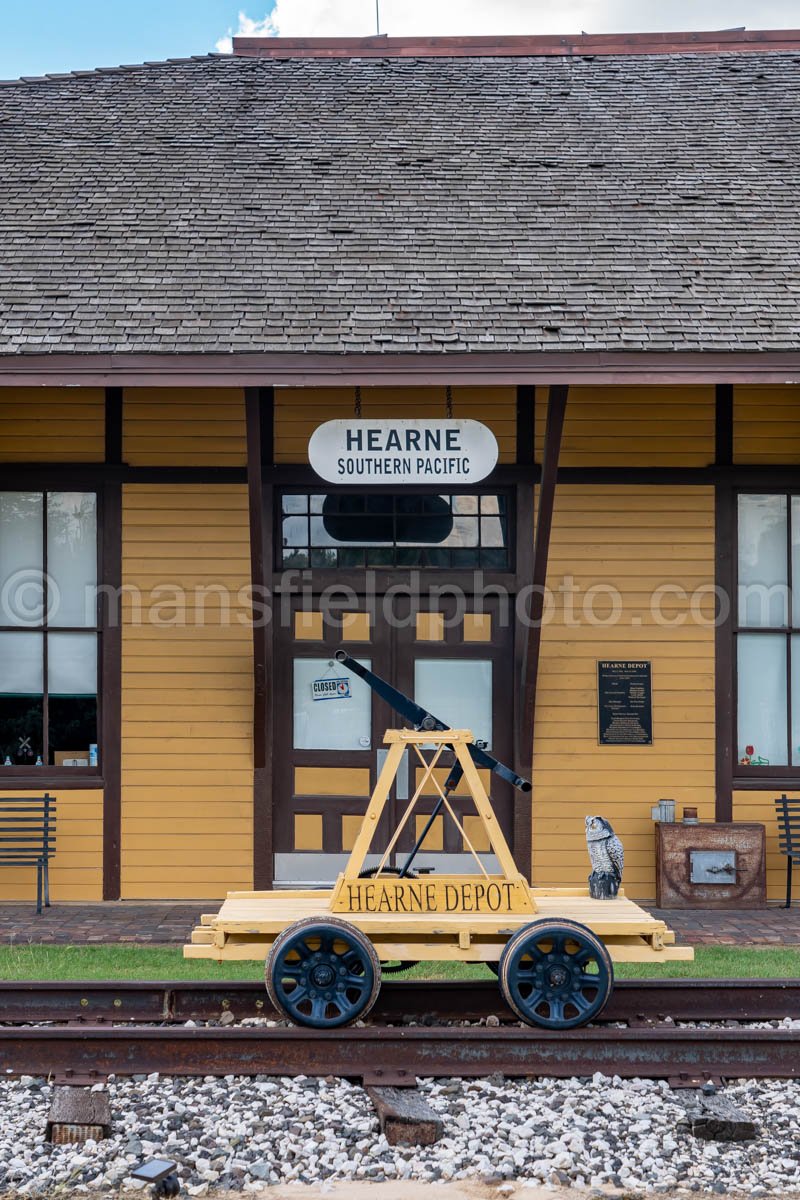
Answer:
xmin=0 ymin=29 xmax=799 ymax=906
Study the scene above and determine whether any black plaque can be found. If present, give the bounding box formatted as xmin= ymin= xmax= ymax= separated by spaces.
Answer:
xmin=597 ymin=661 xmax=653 ymax=745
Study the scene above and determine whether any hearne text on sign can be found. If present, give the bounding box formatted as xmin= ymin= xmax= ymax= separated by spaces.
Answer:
xmin=308 ymin=419 xmax=499 ymax=484
xmin=332 ymin=877 xmax=526 ymax=915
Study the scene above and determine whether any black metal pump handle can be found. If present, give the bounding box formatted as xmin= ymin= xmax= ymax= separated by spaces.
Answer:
xmin=334 ymin=649 xmax=532 ymax=793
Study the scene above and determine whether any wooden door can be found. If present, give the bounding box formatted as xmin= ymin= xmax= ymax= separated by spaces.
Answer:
xmin=272 ymin=596 xmax=514 ymax=885
xmin=393 ymin=596 xmax=514 ymax=872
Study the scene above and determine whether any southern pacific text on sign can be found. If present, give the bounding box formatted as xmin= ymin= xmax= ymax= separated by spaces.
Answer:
xmin=308 ymin=419 xmax=499 ymax=484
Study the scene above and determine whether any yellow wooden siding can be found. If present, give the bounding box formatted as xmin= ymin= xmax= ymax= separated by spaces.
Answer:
xmin=734 ymin=385 xmax=800 ymax=463
xmin=123 ymin=389 xmax=246 ymax=466
xmin=0 ymin=388 xmax=105 ymax=462
xmin=535 ymin=386 xmax=715 ymax=466
xmin=121 ymin=484 xmax=253 ymax=899
xmin=0 ymin=790 xmax=102 ymax=901
xmin=531 ymin=486 xmax=716 ymax=899
xmin=733 ymin=791 xmax=794 ymax=903
xmin=274 ymin=386 xmax=516 ymax=463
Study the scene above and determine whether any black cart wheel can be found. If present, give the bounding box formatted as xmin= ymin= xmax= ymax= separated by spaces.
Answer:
xmin=358 ymin=867 xmax=418 ymax=974
xmin=266 ymin=917 xmax=381 ymax=1029
xmin=498 ymin=919 xmax=613 ymax=1030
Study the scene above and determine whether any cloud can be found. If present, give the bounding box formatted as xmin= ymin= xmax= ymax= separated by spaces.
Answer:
xmin=216 ymin=0 xmax=800 ymax=50
xmin=215 ymin=10 xmax=278 ymax=54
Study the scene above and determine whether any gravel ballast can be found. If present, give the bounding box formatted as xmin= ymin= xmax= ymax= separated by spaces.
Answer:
xmin=0 ymin=1073 xmax=797 ymax=1196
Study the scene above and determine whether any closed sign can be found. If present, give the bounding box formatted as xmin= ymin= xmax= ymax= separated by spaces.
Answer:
xmin=308 ymin=419 xmax=499 ymax=484
xmin=312 ymin=677 xmax=351 ymax=701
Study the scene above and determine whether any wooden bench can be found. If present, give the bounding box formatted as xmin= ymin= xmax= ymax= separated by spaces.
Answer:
xmin=775 ymin=794 xmax=800 ymax=908
xmin=0 ymin=795 xmax=56 ymax=914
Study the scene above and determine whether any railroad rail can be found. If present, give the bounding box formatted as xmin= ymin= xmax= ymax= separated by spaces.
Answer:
xmin=0 ymin=977 xmax=796 ymax=1024
xmin=3 ymin=1024 xmax=799 ymax=1086
xmin=0 ymin=979 xmax=798 ymax=1084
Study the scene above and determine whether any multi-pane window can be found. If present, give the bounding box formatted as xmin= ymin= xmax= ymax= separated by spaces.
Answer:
xmin=280 ymin=492 xmax=511 ymax=569
xmin=0 ymin=492 xmax=99 ymax=769
xmin=736 ymin=493 xmax=800 ymax=769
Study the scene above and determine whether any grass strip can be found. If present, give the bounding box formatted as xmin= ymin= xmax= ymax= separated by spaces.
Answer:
xmin=0 ymin=943 xmax=796 ymax=982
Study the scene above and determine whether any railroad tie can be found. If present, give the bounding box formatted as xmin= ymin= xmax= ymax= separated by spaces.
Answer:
xmin=365 ymin=1085 xmax=443 ymax=1146
xmin=46 ymin=1086 xmax=112 ymax=1145
xmin=676 ymin=1087 xmax=759 ymax=1143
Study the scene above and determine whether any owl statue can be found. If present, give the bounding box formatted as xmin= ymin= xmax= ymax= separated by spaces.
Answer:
xmin=585 ymin=815 xmax=624 ymax=900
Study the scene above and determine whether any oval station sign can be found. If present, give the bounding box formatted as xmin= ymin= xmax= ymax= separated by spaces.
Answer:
xmin=308 ymin=419 xmax=499 ymax=485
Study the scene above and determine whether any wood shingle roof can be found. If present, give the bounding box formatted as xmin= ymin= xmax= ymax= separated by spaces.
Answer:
xmin=0 ymin=48 xmax=798 ymax=355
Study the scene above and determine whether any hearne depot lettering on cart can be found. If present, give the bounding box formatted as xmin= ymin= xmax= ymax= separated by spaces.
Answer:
xmin=308 ymin=419 xmax=499 ymax=484
xmin=333 ymin=878 xmax=522 ymax=915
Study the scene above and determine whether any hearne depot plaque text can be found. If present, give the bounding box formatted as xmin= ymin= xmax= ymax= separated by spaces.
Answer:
xmin=597 ymin=661 xmax=653 ymax=745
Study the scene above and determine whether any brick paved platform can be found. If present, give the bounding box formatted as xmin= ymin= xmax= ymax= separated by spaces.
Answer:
xmin=0 ymin=903 xmax=207 ymax=945
xmin=645 ymin=906 xmax=800 ymax=947
xmin=0 ymin=902 xmax=797 ymax=946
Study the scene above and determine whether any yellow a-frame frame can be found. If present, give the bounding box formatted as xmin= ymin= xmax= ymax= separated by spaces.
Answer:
xmin=329 ymin=728 xmax=537 ymax=917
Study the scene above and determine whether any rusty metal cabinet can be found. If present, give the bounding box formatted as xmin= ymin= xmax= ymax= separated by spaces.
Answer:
xmin=655 ymin=822 xmax=766 ymax=909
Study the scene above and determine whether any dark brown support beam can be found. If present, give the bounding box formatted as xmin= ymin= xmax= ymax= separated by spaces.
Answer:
xmin=246 ymin=387 xmax=275 ymax=889
xmin=512 ymin=479 xmax=535 ymax=879
xmin=515 ymin=385 xmax=535 ymax=466
xmin=512 ymin=385 xmax=536 ymax=877
xmin=101 ymin=481 xmax=122 ymax=900
xmin=521 ymin=384 xmax=568 ymax=758
xmin=715 ymin=384 xmax=734 ymax=466
xmin=714 ymin=385 xmax=734 ymax=821
xmin=715 ymin=485 xmax=735 ymax=822
xmin=104 ymin=388 xmax=123 ymax=464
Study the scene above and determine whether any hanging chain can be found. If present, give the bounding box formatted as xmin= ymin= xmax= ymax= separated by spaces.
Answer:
xmin=354 ymin=386 xmax=362 ymax=418
xmin=445 ymin=385 xmax=453 ymax=419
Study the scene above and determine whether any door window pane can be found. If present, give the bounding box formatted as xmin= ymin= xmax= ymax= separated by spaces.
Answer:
xmin=0 ymin=493 xmax=43 ymax=627
xmin=738 ymin=495 xmax=788 ymax=627
xmin=47 ymin=493 xmax=97 ymax=627
xmin=415 ymin=659 xmax=493 ymax=749
xmin=293 ymin=657 xmax=372 ymax=750
xmin=737 ymin=634 xmax=787 ymax=765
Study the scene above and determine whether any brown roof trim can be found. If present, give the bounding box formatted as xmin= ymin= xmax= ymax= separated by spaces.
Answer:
xmin=233 ymin=29 xmax=800 ymax=59
xmin=1 ymin=352 xmax=800 ymax=388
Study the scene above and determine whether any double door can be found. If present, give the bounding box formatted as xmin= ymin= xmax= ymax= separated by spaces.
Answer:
xmin=273 ymin=596 xmax=514 ymax=885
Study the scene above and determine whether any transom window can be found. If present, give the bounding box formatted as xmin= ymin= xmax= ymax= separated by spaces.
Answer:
xmin=279 ymin=492 xmax=511 ymax=569
xmin=0 ymin=492 xmax=99 ymax=770
xmin=736 ymin=493 xmax=800 ymax=769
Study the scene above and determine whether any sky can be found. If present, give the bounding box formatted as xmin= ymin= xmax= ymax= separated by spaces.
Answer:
xmin=2 ymin=0 xmax=800 ymax=80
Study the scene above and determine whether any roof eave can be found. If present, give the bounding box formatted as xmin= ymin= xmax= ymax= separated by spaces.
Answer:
xmin=1 ymin=351 xmax=800 ymax=388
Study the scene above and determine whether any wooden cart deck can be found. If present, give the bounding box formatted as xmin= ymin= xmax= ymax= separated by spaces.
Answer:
xmin=184 ymin=886 xmax=693 ymax=964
